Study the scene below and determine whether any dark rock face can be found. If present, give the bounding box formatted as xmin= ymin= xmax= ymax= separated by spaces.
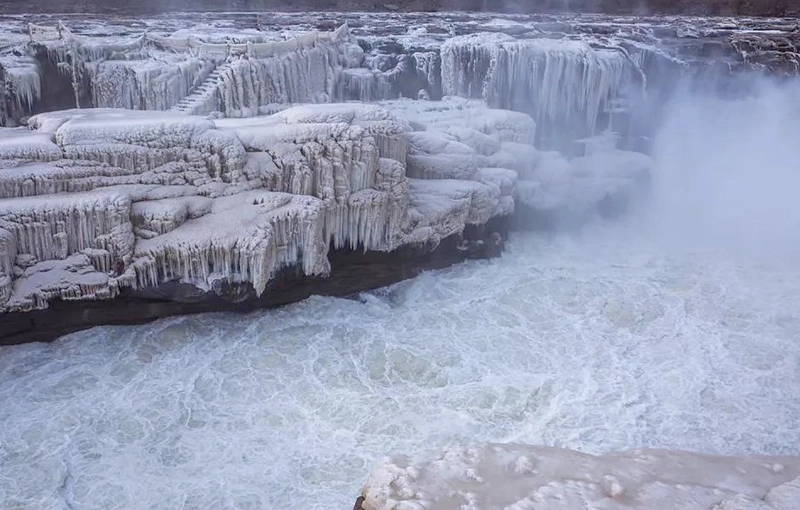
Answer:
xmin=0 ymin=221 xmax=509 ymax=346
xmin=0 ymin=0 xmax=796 ymax=16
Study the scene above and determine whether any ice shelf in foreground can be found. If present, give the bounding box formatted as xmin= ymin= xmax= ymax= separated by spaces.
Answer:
xmin=360 ymin=444 xmax=800 ymax=510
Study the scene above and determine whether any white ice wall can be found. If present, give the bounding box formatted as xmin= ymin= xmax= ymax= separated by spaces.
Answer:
xmin=441 ymin=34 xmax=639 ymax=145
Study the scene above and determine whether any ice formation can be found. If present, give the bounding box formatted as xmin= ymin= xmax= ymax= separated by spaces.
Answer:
xmin=0 ymin=20 xmax=660 ymax=314
xmin=23 ymin=23 xmax=357 ymax=117
xmin=360 ymin=444 xmax=800 ymax=510
xmin=441 ymin=34 xmax=641 ymax=145
xmin=0 ymin=98 xmax=552 ymax=312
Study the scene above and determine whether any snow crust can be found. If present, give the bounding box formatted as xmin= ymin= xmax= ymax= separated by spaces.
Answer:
xmin=361 ymin=444 xmax=800 ymax=510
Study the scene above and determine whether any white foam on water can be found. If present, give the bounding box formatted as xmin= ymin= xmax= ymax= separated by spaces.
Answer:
xmin=1 ymin=222 xmax=799 ymax=509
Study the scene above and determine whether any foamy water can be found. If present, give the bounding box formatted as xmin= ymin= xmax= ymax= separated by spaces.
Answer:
xmin=1 ymin=223 xmax=799 ymax=510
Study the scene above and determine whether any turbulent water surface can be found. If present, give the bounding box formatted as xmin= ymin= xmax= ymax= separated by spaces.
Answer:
xmin=1 ymin=221 xmax=799 ymax=509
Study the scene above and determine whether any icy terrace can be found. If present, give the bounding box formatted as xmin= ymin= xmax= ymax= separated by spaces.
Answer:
xmin=0 ymin=22 xmax=653 ymax=314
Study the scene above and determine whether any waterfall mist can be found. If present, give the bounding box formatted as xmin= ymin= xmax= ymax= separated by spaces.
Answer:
xmin=640 ymin=77 xmax=800 ymax=262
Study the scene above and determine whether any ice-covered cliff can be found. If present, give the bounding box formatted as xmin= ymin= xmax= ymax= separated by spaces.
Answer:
xmin=0 ymin=17 xmax=666 ymax=330
xmin=0 ymin=102 xmax=477 ymax=312
xmin=4 ymin=14 xmax=798 ymax=146
xmin=359 ymin=444 xmax=800 ymax=510
xmin=0 ymin=96 xmax=652 ymax=316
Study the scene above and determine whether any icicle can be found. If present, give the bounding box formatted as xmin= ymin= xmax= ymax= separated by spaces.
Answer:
xmin=441 ymin=34 xmax=637 ymax=144
xmin=0 ymin=228 xmax=17 ymax=295
xmin=131 ymin=191 xmax=329 ymax=296
xmin=0 ymin=190 xmax=134 ymax=263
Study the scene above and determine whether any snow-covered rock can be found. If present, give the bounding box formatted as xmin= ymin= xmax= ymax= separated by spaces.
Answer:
xmin=360 ymin=443 xmax=800 ymax=510
xmin=0 ymin=84 xmax=653 ymax=314
xmin=515 ymin=145 xmax=652 ymax=217
xmin=0 ymin=128 xmax=62 ymax=161
xmin=441 ymin=34 xmax=640 ymax=144
xmin=0 ymin=100 xmax=540 ymax=313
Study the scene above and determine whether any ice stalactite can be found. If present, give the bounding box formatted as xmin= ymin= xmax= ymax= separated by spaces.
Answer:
xmin=0 ymin=227 xmax=16 ymax=306
xmin=132 ymin=191 xmax=329 ymax=296
xmin=1 ymin=57 xmax=42 ymax=113
xmin=226 ymin=121 xmax=378 ymax=200
xmin=375 ymin=157 xmax=410 ymax=249
xmin=336 ymin=69 xmax=395 ymax=102
xmin=215 ymin=31 xmax=356 ymax=118
xmin=337 ymin=48 xmax=435 ymax=103
xmin=326 ymin=189 xmax=392 ymax=251
xmin=85 ymin=58 xmax=215 ymax=111
xmin=37 ymin=33 xmax=152 ymax=109
xmin=0 ymin=190 xmax=134 ymax=264
xmin=218 ymin=103 xmax=412 ymax=252
xmin=441 ymin=34 xmax=640 ymax=148
xmin=0 ymin=227 xmax=15 ymax=276
xmin=412 ymin=51 xmax=441 ymax=99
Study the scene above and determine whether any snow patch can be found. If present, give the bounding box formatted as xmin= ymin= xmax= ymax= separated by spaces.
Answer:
xmin=361 ymin=444 xmax=800 ymax=510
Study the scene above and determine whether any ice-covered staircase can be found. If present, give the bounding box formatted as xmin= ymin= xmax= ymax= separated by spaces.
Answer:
xmin=170 ymin=62 xmax=232 ymax=115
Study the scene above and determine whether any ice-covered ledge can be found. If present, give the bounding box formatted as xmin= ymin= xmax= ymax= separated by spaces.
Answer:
xmin=357 ymin=444 xmax=800 ymax=510
xmin=0 ymin=97 xmax=652 ymax=343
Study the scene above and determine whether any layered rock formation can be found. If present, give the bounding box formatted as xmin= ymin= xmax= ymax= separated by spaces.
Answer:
xmin=358 ymin=444 xmax=800 ymax=510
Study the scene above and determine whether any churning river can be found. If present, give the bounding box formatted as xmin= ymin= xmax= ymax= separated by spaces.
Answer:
xmin=2 ymin=221 xmax=799 ymax=509
xmin=3 ymin=76 xmax=800 ymax=510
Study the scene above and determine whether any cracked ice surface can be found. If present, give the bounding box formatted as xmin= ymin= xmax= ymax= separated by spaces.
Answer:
xmin=361 ymin=444 xmax=800 ymax=510
xmin=0 ymin=100 xmax=547 ymax=312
